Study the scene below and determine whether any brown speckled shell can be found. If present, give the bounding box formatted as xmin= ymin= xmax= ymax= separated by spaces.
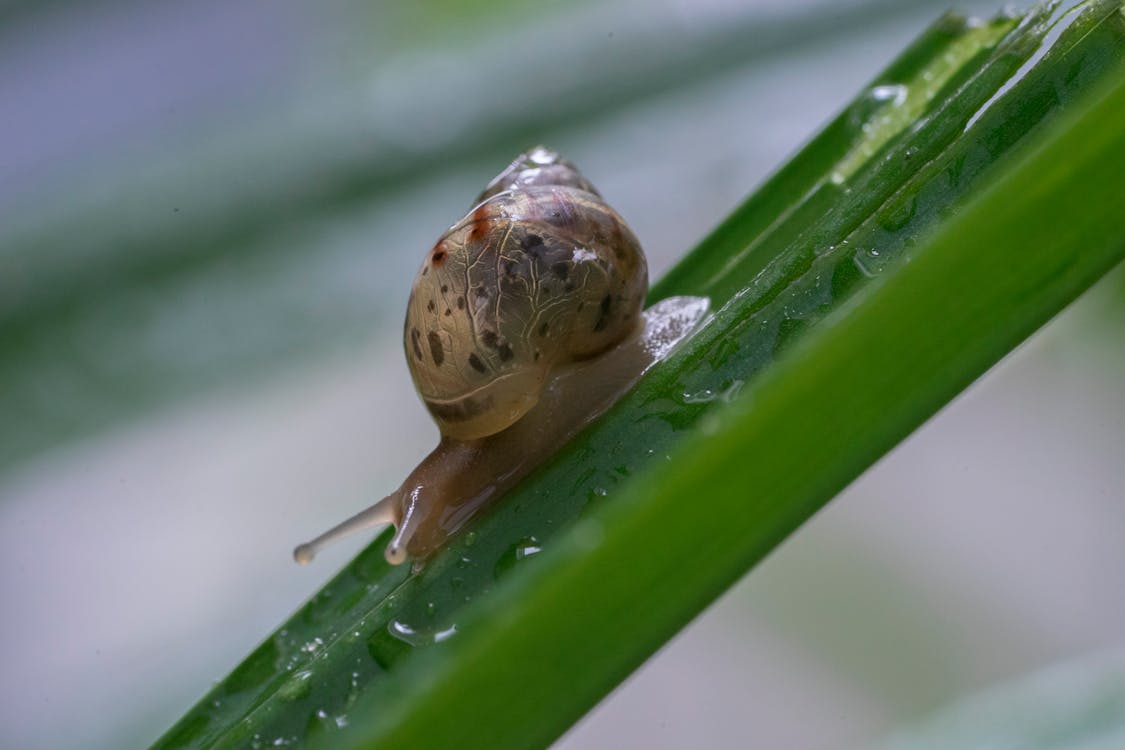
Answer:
xmin=404 ymin=148 xmax=647 ymax=440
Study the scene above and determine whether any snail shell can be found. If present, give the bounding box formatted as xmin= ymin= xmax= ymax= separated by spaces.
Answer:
xmin=404 ymin=146 xmax=648 ymax=440
xmin=294 ymin=148 xmax=708 ymax=567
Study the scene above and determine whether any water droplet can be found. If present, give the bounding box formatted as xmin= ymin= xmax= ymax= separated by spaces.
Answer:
xmin=367 ymin=627 xmax=411 ymax=669
xmin=388 ymin=619 xmax=458 ymax=646
xmin=494 ymin=536 xmax=543 ymax=578
xmin=277 ymin=670 xmax=313 ymax=702
xmin=852 ymin=253 xmax=876 ymax=278
xmin=389 ymin=620 xmax=417 ymax=641
xmin=877 ymin=194 xmax=917 ymax=232
xmin=870 ymin=83 xmax=908 ymax=105
xmin=682 ymin=388 xmax=715 ymax=404
xmin=681 ymin=379 xmax=743 ymax=405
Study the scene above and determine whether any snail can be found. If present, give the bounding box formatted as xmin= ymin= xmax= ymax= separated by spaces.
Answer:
xmin=294 ymin=146 xmax=708 ymax=567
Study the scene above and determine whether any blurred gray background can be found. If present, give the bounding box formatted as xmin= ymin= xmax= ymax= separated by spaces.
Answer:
xmin=0 ymin=0 xmax=1122 ymax=748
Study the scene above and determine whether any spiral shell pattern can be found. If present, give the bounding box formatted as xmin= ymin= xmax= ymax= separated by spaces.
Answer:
xmin=404 ymin=147 xmax=647 ymax=440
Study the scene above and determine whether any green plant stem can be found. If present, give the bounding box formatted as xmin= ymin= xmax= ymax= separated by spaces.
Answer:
xmin=345 ymin=63 xmax=1125 ymax=750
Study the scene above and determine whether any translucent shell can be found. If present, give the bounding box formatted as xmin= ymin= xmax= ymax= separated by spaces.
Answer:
xmin=404 ymin=149 xmax=648 ymax=440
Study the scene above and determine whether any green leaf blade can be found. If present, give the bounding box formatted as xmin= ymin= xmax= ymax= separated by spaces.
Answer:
xmin=348 ymin=54 xmax=1125 ymax=750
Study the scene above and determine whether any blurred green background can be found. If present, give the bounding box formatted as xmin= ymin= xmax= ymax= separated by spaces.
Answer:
xmin=0 ymin=1 xmax=1122 ymax=748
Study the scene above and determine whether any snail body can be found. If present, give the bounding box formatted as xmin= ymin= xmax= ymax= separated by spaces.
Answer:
xmin=295 ymin=147 xmax=708 ymax=566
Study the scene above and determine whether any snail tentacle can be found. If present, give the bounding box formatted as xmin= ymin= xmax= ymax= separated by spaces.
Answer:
xmin=293 ymin=493 xmax=397 ymax=564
